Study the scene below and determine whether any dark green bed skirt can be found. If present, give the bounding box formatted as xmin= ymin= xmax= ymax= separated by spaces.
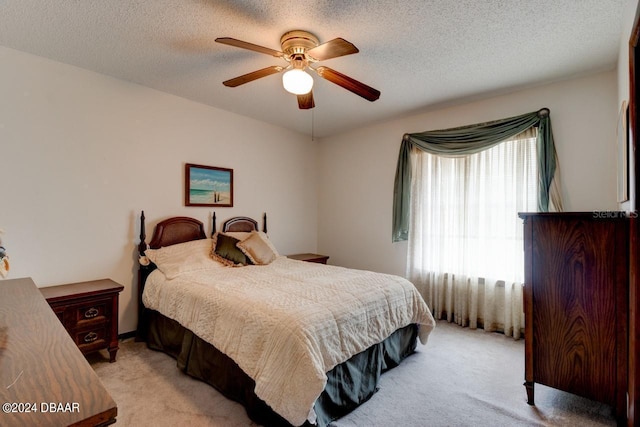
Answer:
xmin=145 ymin=310 xmax=418 ymax=427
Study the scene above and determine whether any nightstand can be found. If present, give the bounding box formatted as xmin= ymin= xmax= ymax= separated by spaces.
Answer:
xmin=287 ymin=253 xmax=330 ymax=264
xmin=40 ymin=278 xmax=124 ymax=362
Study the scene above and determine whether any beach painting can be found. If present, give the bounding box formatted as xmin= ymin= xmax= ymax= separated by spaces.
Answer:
xmin=185 ymin=163 xmax=233 ymax=207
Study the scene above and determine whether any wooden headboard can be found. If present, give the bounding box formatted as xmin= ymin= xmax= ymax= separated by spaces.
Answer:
xmin=223 ymin=216 xmax=258 ymax=232
xmin=137 ymin=211 xmax=268 ymax=256
xmin=149 ymin=216 xmax=207 ymax=248
xmin=137 ymin=211 xmax=209 ymax=256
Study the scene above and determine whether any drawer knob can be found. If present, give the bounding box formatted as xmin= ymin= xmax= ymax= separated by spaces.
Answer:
xmin=84 ymin=307 xmax=99 ymax=318
xmin=83 ymin=332 xmax=98 ymax=343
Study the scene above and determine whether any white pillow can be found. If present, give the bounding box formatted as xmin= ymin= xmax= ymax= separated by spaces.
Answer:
xmin=145 ymin=238 xmax=222 ymax=279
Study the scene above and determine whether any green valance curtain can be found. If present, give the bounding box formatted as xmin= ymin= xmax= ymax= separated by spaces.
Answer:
xmin=392 ymin=108 xmax=562 ymax=242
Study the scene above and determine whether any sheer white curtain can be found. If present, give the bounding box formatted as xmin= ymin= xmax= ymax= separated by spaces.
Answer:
xmin=407 ymin=129 xmax=538 ymax=339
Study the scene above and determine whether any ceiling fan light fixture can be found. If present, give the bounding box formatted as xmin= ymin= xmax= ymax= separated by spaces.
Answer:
xmin=282 ymin=69 xmax=313 ymax=95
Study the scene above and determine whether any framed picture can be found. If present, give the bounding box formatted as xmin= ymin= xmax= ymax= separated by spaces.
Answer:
xmin=617 ymin=100 xmax=629 ymax=203
xmin=185 ymin=163 xmax=233 ymax=207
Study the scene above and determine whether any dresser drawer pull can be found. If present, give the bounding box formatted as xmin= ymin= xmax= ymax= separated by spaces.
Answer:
xmin=83 ymin=332 xmax=98 ymax=343
xmin=84 ymin=307 xmax=99 ymax=318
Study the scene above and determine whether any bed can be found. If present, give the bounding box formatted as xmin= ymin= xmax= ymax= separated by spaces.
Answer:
xmin=136 ymin=211 xmax=435 ymax=427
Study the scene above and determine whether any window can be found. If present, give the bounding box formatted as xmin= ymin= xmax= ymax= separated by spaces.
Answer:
xmin=407 ymin=129 xmax=537 ymax=338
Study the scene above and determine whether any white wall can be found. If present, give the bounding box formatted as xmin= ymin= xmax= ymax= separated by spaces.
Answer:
xmin=0 ymin=46 xmax=318 ymax=333
xmin=318 ymin=71 xmax=619 ymax=276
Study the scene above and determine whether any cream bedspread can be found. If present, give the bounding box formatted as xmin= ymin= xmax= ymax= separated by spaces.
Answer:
xmin=143 ymin=256 xmax=435 ymax=426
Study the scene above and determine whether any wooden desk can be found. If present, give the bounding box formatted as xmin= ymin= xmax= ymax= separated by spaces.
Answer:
xmin=0 ymin=277 xmax=117 ymax=426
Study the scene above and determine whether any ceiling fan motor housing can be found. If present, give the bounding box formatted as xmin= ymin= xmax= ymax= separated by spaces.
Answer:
xmin=280 ymin=30 xmax=319 ymax=65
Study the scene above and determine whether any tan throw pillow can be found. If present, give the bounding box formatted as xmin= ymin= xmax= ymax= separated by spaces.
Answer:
xmin=221 ymin=231 xmax=252 ymax=241
xmin=237 ymin=231 xmax=278 ymax=265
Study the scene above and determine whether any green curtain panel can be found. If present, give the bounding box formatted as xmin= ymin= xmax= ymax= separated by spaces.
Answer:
xmin=392 ymin=109 xmax=559 ymax=242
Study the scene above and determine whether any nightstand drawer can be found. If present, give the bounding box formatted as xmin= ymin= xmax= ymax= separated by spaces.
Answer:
xmin=74 ymin=325 xmax=109 ymax=353
xmin=71 ymin=298 xmax=110 ymax=327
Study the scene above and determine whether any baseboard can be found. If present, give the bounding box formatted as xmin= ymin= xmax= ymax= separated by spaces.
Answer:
xmin=118 ymin=330 xmax=137 ymax=340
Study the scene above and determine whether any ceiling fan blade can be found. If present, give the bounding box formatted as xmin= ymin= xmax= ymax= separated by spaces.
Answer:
xmin=307 ymin=38 xmax=359 ymax=61
xmin=215 ymin=37 xmax=284 ymax=58
xmin=222 ymin=66 xmax=283 ymax=87
xmin=297 ymin=92 xmax=315 ymax=109
xmin=315 ymin=66 xmax=380 ymax=101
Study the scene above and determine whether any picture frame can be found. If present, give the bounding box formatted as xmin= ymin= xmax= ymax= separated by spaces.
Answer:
xmin=617 ymin=100 xmax=629 ymax=203
xmin=185 ymin=163 xmax=233 ymax=207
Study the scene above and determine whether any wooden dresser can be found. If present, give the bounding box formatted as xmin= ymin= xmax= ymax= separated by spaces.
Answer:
xmin=519 ymin=213 xmax=628 ymax=423
xmin=0 ymin=277 xmax=117 ymax=426
xmin=40 ymin=279 xmax=124 ymax=362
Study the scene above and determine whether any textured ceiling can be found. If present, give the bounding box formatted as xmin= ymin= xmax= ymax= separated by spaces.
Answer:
xmin=0 ymin=0 xmax=625 ymax=138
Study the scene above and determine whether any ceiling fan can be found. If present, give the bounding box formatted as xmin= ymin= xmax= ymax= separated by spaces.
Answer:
xmin=215 ymin=30 xmax=381 ymax=109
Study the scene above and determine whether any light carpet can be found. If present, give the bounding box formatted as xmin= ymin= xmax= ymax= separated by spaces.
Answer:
xmin=91 ymin=321 xmax=616 ymax=426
